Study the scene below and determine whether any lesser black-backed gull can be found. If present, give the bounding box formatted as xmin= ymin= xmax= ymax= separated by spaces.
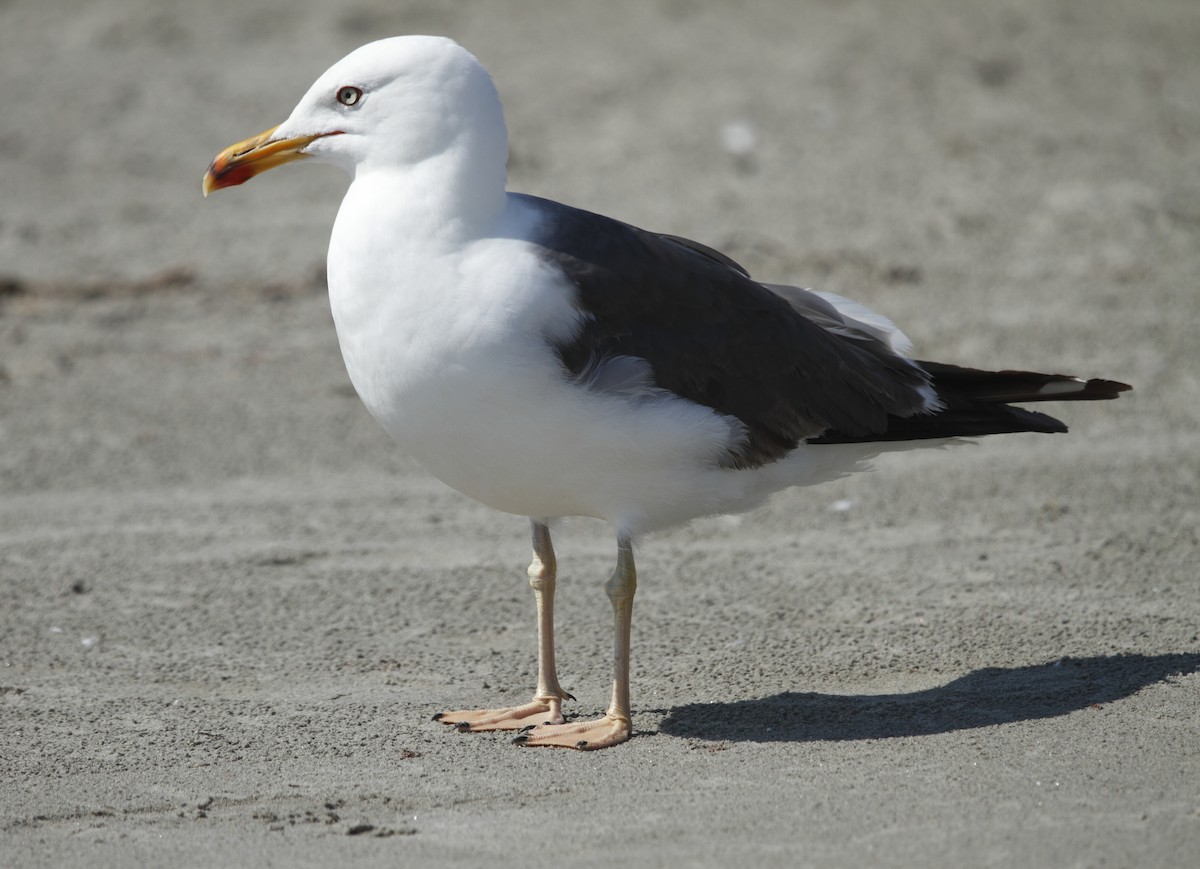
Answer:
xmin=203 ymin=36 xmax=1129 ymax=750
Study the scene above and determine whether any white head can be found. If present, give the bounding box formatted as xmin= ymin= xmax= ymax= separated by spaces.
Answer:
xmin=203 ymin=36 xmax=508 ymax=191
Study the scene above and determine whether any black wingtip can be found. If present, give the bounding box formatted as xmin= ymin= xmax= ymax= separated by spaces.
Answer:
xmin=809 ymin=366 xmax=1129 ymax=445
xmin=1083 ymin=378 xmax=1132 ymax=399
xmin=916 ymin=363 xmax=1132 ymax=404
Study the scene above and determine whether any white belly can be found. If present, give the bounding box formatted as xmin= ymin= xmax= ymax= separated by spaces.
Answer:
xmin=326 ymin=228 xmax=765 ymax=529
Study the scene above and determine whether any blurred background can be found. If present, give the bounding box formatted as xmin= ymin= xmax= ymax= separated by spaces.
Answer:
xmin=2 ymin=0 xmax=1195 ymax=291
xmin=2 ymin=2 xmax=1199 ymax=864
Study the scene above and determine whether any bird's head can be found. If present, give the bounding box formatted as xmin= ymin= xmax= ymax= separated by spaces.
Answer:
xmin=202 ymin=36 xmax=506 ymax=196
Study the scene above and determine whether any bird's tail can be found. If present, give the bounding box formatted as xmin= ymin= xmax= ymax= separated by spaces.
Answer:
xmin=810 ymin=362 xmax=1131 ymax=444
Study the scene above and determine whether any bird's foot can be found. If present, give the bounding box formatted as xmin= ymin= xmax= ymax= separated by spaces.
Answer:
xmin=433 ymin=694 xmax=570 ymax=733
xmin=511 ymin=712 xmax=631 ymax=750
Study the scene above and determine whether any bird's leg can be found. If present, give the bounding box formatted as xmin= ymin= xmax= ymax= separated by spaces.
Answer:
xmin=434 ymin=521 xmax=573 ymax=733
xmin=514 ymin=535 xmax=636 ymax=750
xmin=528 ymin=520 xmax=573 ymax=714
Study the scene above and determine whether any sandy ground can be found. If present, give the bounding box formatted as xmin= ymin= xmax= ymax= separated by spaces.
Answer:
xmin=2 ymin=1 xmax=1199 ymax=866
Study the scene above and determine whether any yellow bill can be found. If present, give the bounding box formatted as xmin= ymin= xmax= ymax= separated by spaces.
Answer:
xmin=202 ymin=126 xmax=333 ymax=196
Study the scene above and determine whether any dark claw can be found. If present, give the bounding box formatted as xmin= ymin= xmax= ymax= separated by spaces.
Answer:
xmin=431 ymin=712 xmax=444 ymax=721
xmin=454 ymin=721 xmax=472 ymax=732
xmin=519 ymin=724 xmax=537 ymax=733
xmin=575 ymin=740 xmax=588 ymax=749
xmin=565 ymin=692 xmax=577 ymax=702
xmin=512 ymin=734 xmax=529 ymax=745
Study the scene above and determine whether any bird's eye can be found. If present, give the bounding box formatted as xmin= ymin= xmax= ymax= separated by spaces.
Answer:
xmin=336 ymin=86 xmax=363 ymax=107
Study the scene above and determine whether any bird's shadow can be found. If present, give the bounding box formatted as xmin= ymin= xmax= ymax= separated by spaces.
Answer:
xmin=657 ymin=653 xmax=1199 ymax=743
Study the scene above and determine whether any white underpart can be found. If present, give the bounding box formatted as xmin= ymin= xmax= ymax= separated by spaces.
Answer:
xmin=286 ymin=37 xmax=924 ymax=537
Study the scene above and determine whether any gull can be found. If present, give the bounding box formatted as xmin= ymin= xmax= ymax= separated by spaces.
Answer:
xmin=203 ymin=36 xmax=1128 ymax=749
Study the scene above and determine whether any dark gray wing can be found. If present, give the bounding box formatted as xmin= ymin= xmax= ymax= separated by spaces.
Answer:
xmin=517 ymin=194 xmax=933 ymax=468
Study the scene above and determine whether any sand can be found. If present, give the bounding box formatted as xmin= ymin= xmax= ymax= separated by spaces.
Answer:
xmin=2 ymin=1 xmax=1198 ymax=866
